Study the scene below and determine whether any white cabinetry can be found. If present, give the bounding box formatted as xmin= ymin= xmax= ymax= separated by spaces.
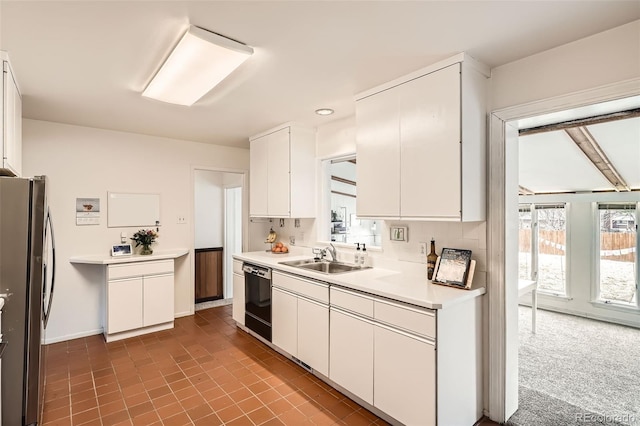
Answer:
xmin=1 ymin=53 xmax=22 ymax=177
xmin=329 ymin=287 xmax=375 ymax=404
xmin=272 ymin=271 xmax=329 ymax=376
xmin=249 ymin=124 xmax=316 ymax=218
xmin=373 ymin=300 xmax=437 ymax=426
xmin=105 ymin=260 xmax=174 ymax=342
xmin=329 ymin=307 xmax=374 ymax=404
xmin=356 ymin=53 xmax=488 ymax=221
xmin=232 ymin=260 xmax=245 ymax=325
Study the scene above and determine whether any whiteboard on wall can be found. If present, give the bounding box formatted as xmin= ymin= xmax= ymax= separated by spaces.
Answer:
xmin=107 ymin=192 xmax=160 ymax=228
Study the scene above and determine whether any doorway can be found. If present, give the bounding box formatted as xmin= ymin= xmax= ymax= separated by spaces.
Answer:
xmin=193 ymin=169 xmax=244 ymax=310
xmin=488 ymin=87 xmax=640 ymax=423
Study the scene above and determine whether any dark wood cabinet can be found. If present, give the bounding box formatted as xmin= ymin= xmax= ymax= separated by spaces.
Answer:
xmin=195 ymin=248 xmax=223 ymax=302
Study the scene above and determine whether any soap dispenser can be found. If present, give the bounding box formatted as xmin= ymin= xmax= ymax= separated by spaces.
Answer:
xmin=360 ymin=243 xmax=368 ymax=267
xmin=354 ymin=243 xmax=361 ymax=265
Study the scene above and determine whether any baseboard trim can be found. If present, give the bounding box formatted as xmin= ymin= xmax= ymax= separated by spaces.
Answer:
xmin=44 ymin=328 xmax=103 ymax=345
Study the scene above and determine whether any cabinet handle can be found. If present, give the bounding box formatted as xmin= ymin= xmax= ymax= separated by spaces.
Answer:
xmin=274 ymin=271 xmax=329 ymax=288
xmin=330 ymin=306 xmax=376 ymax=326
xmin=374 ymin=321 xmax=436 ymax=346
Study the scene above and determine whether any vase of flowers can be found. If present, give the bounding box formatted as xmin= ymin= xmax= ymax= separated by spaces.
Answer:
xmin=131 ymin=229 xmax=158 ymax=255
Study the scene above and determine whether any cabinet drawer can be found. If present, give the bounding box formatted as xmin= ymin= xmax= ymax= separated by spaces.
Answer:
xmin=374 ymin=299 xmax=435 ymax=339
xmin=330 ymin=287 xmax=374 ymax=318
xmin=233 ymin=260 xmax=244 ymax=275
xmin=273 ymin=271 xmax=328 ymax=303
xmin=108 ymin=260 xmax=174 ymax=280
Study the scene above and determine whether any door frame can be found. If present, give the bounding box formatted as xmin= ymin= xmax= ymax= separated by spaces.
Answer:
xmin=487 ymin=78 xmax=640 ymax=422
xmin=189 ymin=165 xmax=249 ymax=316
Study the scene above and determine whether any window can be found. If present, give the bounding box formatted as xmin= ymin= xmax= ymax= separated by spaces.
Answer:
xmin=597 ymin=203 xmax=638 ymax=306
xmin=518 ymin=205 xmax=533 ymax=280
xmin=323 ymin=156 xmax=381 ymax=247
xmin=536 ymin=204 xmax=567 ymax=295
xmin=519 ymin=203 xmax=567 ymax=295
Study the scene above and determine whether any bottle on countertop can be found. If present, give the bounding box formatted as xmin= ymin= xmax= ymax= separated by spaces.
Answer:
xmin=427 ymin=238 xmax=438 ymax=280
xmin=354 ymin=243 xmax=361 ymax=265
xmin=360 ymin=243 xmax=368 ymax=267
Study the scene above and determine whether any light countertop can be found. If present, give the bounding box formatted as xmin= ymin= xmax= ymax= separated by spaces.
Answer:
xmin=233 ymin=250 xmax=485 ymax=310
xmin=69 ymin=249 xmax=189 ymax=265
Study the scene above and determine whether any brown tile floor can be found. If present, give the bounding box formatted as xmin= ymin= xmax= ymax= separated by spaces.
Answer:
xmin=42 ymin=305 xmax=387 ymax=426
xmin=42 ymin=305 xmax=499 ymax=426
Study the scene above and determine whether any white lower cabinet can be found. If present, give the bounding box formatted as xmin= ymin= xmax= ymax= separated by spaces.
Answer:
xmin=374 ymin=324 xmax=436 ymax=426
xmin=272 ymin=271 xmax=329 ymax=376
xmin=232 ymin=268 xmax=245 ymax=325
xmin=329 ymin=308 xmax=374 ymax=405
xmin=107 ymin=277 xmax=143 ymax=334
xmin=105 ymin=260 xmax=174 ymax=341
xmin=143 ymin=274 xmax=174 ymax=327
xmin=297 ymin=298 xmax=329 ymax=376
xmin=272 ymin=287 xmax=297 ymax=355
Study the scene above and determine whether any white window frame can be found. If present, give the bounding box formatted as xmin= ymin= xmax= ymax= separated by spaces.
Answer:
xmin=592 ymin=201 xmax=640 ymax=310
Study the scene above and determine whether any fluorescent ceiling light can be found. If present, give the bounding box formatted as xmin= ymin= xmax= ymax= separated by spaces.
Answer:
xmin=142 ymin=25 xmax=253 ymax=106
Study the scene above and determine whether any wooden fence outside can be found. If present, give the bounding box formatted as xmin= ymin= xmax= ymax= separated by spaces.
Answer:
xmin=519 ymin=230 xmax=636 ymax=262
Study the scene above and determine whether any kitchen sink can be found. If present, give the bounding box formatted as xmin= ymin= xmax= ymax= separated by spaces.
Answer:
xmin=279 ymin=259 xmax=368 ymax=274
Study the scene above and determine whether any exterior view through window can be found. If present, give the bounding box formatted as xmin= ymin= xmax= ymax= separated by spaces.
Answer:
xmin=518 ymin=205 xmax=532 ymax=281
xmin=519 ymin=204 xmax=567 ymax=295
xmin=598 ymin=203 xmax=638 ymax=305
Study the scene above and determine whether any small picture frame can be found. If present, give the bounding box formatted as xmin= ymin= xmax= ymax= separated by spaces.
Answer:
xmin=111 ymin=244 xmax=132 ymax=257
xmin=432 ymin=248 xmax=475 ymax=289
xmin=390 ymin=226 xmax=407 ymax=242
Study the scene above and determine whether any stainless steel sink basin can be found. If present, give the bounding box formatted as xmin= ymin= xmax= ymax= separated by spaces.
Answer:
xmin=279 ymin=259 xmax=368 ymax=274
xmin=279 ymin=259 xmax=317 ymax=267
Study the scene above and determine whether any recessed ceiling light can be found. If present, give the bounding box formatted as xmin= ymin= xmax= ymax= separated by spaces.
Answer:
xmin=315 ymin=108 xmax=334 ymax=116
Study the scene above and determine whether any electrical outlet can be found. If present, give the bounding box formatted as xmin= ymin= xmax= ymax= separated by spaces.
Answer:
xmin=419 ymin=242 xmax=427 ymax=256
xmin=177 ymin=216 xmax=186 ymax=224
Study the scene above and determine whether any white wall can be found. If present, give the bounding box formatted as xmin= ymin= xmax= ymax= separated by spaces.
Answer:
xmin=194 ymin=170 xmax=223 ymax=249
xmin=22 ymin=119 xmax=249 ymax=343
xmin=490 ymin=20 xmax=640 ymax=111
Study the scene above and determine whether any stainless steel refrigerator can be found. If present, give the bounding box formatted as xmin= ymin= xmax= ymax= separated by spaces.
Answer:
xmin=0 ymin=176 xmax=56 ymax=426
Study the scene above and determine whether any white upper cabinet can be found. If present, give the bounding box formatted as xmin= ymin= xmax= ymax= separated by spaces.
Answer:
xmin=356 ymin=53 xmax=488 ymax=221
xmin=1 ymin=54 xmax=23 ymax=177
xmin=249 ymin=124 xmax=316 ymax=218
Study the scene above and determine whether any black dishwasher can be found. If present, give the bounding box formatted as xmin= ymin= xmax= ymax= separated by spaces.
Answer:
xmin=243 ymin=263 xmax=272 ymax=341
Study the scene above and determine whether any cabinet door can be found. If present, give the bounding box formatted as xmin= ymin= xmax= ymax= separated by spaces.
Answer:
xmin=355 ymin=87 xmax=401 ymax=218
xmin=250 ymin=136 xmax=269 ymax=216
xmin=272 ymin=287 xmax=298 ymax=356
xmin=3 ymin=64 xmax=22 ymax=177
xmin=143 ymin=274 xmax=174 ymax=327
xmin=329 ymin=309 xmax=374 ymax=404
xmin=267 ymin=128 xmax=291 ymax=217
xmin=298 ymin=298 xmax=328 ymax=376
xmin=400 ymin=64 xmax=461 ymax=219
xmin=107 ymin=278 xmax=143 ymax=334
xmin=374 ymin=325 xmax=436 ymax=426
xmin=232 ymin=273 xmax=245 ymax=325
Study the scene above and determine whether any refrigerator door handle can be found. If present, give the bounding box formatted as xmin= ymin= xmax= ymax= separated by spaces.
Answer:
xmin=43 ymin=208 xmax=56 ymax=329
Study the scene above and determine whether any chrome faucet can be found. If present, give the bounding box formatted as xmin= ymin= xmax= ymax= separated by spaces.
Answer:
xmin=325 ymin=243 xmax=337 ymax=262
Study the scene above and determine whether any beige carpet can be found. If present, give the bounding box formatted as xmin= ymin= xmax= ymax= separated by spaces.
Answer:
xmin=507 ymin=307 xmax=640 ymax=426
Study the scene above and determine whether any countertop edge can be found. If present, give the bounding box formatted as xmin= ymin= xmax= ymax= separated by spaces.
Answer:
xmin=70 ymin=249 xmax=189 ymax=265
xmin=233 ymin=252 xmax=485 ymax=310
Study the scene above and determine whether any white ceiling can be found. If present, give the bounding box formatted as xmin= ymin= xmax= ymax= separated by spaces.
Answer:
xmin=2 ymin=1 xmax=639 ymax=149
xmin=519 ymin=116 xmax=640 ymax=194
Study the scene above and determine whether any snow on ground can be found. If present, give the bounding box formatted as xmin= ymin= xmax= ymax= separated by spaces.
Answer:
xmin=519 ymin=253 xmax=637 ymax=303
